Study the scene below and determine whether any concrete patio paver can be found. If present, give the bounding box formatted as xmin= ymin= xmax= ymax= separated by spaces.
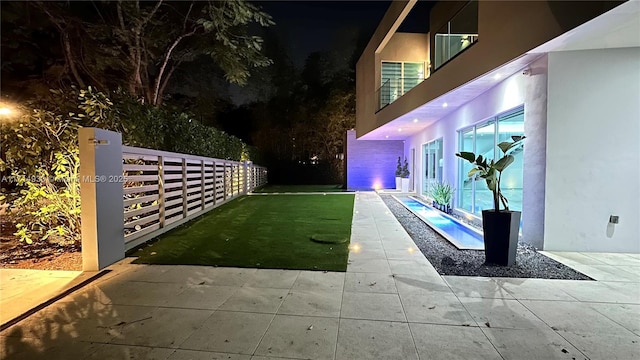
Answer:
xmin=1 ymin=192 xmax=639 ymax=359
xmin=587 ymin=302 xmax=640 ymax=336
xmin=254 ymin=315 xmax=339 ymax=360
xmin=340 ymin=292 xmax=406 ymax=321
xmin=459 ymin=297 xmax=550 ymax=330
xmin=278 ymin=289 xmax=342 ymax=317
xmin=0 ymin=269 xmax=82 ymax=325
xmin=180 ymin=311 xmax=273 ymax=354
xmin=335 ymin=318 xmax=418 ymax=360
xmin=169 ymin=349 xmax=250 ymax=360
xmin=107 ymin=307 xmax=213 ymax=348
xmin=162 ymin=284 xmax=238 ymax=310
xmin=410 ymin=323 xmax=502 ymax=360
xmin=400 ymin=292 xmax=476 ymax=325
xmin=87 ymin=344 xmax=175 ymax=360
xmin=482 ymin=327 xmax=583 ymax=360
xmin=217 ymin=287 xmax=288 ymax=313
xmin=244 ymin=269 xmax=300 ymax=289
xmin=343 ymin=272 xmax=397 ymax=294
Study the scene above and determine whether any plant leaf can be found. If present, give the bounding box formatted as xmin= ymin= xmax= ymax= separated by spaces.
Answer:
xmin=494 ymin=155 xmax=514 ymax=171
xmin=456 ymin=152 xmax=476 ymax=163
xmin=467 ymin=168 xmax=480 ymax=177
xmin=497 ymin=141 xmax=514 ymax=154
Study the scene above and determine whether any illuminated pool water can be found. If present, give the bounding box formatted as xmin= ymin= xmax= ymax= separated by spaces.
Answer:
xmin=394 ymin=195 xmax=484 ymax=250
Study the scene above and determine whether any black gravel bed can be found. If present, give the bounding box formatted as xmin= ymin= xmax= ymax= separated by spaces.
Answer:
xmin=381 ymin=195 xmax=592 ymax=280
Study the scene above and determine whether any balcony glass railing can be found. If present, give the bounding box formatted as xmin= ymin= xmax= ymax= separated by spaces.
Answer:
xmin=377 ymin=77 xmax=424 ymax=111
xmin=433 ymin=0 xmax=478 ymax=70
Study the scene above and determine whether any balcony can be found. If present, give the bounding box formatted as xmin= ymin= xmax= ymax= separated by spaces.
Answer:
xmin=433 ymin=0 xmax=479 ymax=70
xmin=376 ymin=77 xmax=425 ymax=111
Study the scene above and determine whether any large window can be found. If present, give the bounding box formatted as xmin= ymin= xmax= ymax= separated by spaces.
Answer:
xmin=458 ymin=107 xmax=524 ymax=215
xmin=433 ymin=0 xmax=478 ymax=70
xmin=379 ymin=61 xmax=425 ymax=109
xmin=422 ymin=138 xmax=443 ymax=197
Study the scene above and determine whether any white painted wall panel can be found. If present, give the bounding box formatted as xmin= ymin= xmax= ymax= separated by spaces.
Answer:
xmin=545 ymin=47 xmax=640 ymax=253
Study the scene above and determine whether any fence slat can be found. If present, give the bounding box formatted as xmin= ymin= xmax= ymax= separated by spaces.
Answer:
xmin=124 ymin=204 xmax=159 ymax=219
xmin=122 ymin=146 xmax=267 ymax=250
xmin=124 ymin=194 xmax=158 ymax=207
xmin=125 ymin=213 xmax=160 ymax=229
xmin=125 ymin=175 xmax=158 ymax=182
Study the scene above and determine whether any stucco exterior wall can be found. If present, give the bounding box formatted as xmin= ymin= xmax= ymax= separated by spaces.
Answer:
xmin=405 ymin=57 xmax=548 ymax=248
xmin=544 ymin=47 xmax=640 ymax=253
xmin=357 ymin=0 xmax=621 ymax=138
xmin=346 ymin=130 xmax=404 ymax=190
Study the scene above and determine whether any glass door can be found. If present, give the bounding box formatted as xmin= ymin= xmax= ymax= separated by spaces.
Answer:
xmin=422 ymin=138 xmax=443 ymax=197
xmin=459 ymin=128 xmax=474 ymax=212
xmin=457 ymin=107 xmax=524 ymax=215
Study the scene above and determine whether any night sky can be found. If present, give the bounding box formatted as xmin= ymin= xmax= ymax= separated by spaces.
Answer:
xmin=229 ymin=1 xmax=432 ymax=104
xmin=257 ymin=1 xmax=392 ymax=67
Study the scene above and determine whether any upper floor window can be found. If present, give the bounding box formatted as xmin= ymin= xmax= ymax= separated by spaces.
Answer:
xmin=378 ymin=61 xmax=425 ymax=110
xmin=434 ymin=0 xmax=479 ymax=70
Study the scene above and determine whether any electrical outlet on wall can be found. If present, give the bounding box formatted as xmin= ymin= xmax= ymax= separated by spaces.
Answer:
xmin=609 ymin=215 xmax=619 ymax=224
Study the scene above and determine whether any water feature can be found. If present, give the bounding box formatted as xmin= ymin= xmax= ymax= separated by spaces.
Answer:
xmin=394 ymin=195 xmax=484 ymax=250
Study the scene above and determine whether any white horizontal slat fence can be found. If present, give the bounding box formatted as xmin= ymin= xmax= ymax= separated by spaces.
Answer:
xmin=122 ymin=145 xmax=267 ymax=250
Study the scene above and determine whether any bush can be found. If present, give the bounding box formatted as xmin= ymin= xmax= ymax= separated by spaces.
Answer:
xmin=1 ymin=87 xmax=257 ymax=246
xmin=430 ymin=182 xmax=455 ymax=206
xmin=0 ymin=104 xmax=81 ymax=244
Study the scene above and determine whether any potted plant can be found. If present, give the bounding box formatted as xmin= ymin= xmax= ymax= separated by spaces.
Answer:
xmin=400 ymin=157 xmax=410 ymax=192
xmin=456 ymin=136 xmax=525 ymax=266
xmin=395 ymin=157 xmax=403 ymax=190
xmin=430 ymin=182 xmax=455 ymax=213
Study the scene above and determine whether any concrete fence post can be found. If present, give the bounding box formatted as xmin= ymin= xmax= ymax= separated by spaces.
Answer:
xmin=79 ymin=128 xmax=125 ymax=271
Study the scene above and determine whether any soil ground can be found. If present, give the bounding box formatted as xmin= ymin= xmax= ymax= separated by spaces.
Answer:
xmin=1 ymin=217 xmax=82 ymax=271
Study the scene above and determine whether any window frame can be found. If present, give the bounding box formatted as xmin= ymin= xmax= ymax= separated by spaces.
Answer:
xmin=421 ymin=137 xmax=444 ymax=198
xmin=456 ymin=106 xmax=525 ymax=214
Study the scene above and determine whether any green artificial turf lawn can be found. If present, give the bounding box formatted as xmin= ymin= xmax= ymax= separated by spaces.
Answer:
xmin=253 ymin=184 xmax=348 ymax=193
xmin=132 ymin=194 xmax=355 ymax=271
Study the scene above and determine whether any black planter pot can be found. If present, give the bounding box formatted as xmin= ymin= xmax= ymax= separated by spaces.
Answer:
xmin=481 ymin=210 xmax=521 ymax=266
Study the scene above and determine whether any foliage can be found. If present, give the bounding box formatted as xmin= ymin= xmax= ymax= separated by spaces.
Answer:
xmin=11 ymin=149 xmax=81 ymax=245
xmin=1 ymin=87 xmax=256 ymax=246
xmin=162 ymin=112 xmax=246 ymax=160
xmin=71 ymin=87 xmax=250 ymax=160
xmin=0 ymin=104 xmax=82 ymax=245
xmin=456 ymin=136 xmax=525 ymax=211
xmin=0 ymin=101 xmax=80 ymax=177
xmin=401 ymin=158 xmax=410 ymax=178
xmin=14 ymin=0 xmax=274 ymax=106
xmin=430 ymin=182 xmax=455 ymax=206
xmin=395 ymin=157 xmax=409 ymax=178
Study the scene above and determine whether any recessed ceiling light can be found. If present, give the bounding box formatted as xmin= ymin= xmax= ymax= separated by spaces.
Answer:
xmin=442 ymin=102 xmax=448 ymax=108
xmin=398 ymin=128 xmax=402 ymax=132
xmin=385 ymin=135 xmax=389 ymax=139
xmin=413 ymin=118 xmax=418 ymax=123
xmin=493 ymin=73 xmax=502 ymax=80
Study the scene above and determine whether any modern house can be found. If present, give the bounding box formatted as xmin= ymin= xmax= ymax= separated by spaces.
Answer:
xmin=348 ymin=0 xmax=640 ymax=253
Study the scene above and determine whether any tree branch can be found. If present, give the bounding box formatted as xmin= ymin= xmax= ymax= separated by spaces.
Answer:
xmin=151 ymin=28 xmax=197 ymax=105
xmin=183 ymin=2 xmax=194 ymax=31
xmin=37 ymin=4 xmax=86 ymax=88
xmin=156 ymin=61 xmax=180 ymax=106
xmin=140 ymin=0 xmax=163 ymax=29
